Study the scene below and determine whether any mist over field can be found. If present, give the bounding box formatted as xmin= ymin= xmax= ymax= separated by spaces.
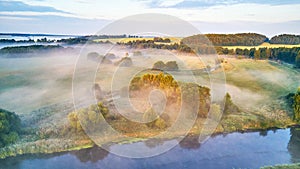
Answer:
xmin=0 ymin=34 xmax=300 ymax=169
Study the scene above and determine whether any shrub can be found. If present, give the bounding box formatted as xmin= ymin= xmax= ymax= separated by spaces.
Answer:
xmin=224 ymin=93 xmax=240 ymax=115
xmin=133 ymin=51 xmax=142 ymax=56
xmin=67 ymin=102 xmax=110 ymax=134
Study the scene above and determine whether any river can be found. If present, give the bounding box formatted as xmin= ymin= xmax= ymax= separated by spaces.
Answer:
xmin=0 ymin=127 xmax=299 ymax=169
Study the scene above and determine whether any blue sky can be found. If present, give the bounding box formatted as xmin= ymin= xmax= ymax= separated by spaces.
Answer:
xmin=0 ymin=0 xmax=299 ymax=36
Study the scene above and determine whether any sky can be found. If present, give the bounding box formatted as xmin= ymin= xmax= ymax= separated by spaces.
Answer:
xmin=0 ymin=0 xmax=299 ymax=37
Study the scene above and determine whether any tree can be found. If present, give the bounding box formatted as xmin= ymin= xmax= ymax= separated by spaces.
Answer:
xmin=209 ymin=104 xmax=221 ymax=121
xmin=254 ymin=49 xmax=260 ymax=60
xmin=296 ymin=52 xmax=300 ymax=68
xmin=294 ymin=87 xmax=300 ymax=122
xmin=224 ymin=93 xmax=240 ymax=115
xmin=165 ymin=61 xmax=179 ymax=71
xmin=260 ymin=48 xmax=267 ymax=59
xmin=153 ymin=61 xmax=166 ymax=70
xmin=115 ymin=57 xmax=133 ymax=67
xmin=93 ymin=83 xmax=103 ymax=100
xmin=235 ymin=48 xmax=244 ymax=55
xmin=249 ymin=48 xmax=256 ymax=58
xmin=0 ymin=109 xmax=21 ymax=147
xmin=67 ymin=102 xmax=110 ymax=134
xmin=87 ymin=52 xmax=100 ymax=61
xmin=266 ymin=48 xmax=271 ymax=59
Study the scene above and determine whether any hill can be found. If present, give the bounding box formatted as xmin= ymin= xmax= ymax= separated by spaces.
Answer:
xmin=270 ymin=34 xmax=300 ymax=45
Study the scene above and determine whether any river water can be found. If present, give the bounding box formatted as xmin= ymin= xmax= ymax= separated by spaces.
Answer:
xmin=0 ymin=127 xmax=299 ymax=169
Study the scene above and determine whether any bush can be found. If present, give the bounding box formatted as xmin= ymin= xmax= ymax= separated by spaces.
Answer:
xmin=87 ymin=52 xmax=100 ymax=61
xmin=224 ymin=93 xmax=240 ymax=115
xmin=165 ymin=61 xmax=179 ymax=71
xmin=143 ymin=108 xmax=168 ymax=129
xmin=104 ymin=53 xmax=116 ymax=59
xmin=152 ymin=61 xmax=179 ymax=71
xmin=67 ymin=102 xmax=110 ymax=134
xmin=153 ymin=61 xmax=166 ymax=70
xmin=209 ymin=104 xmax=222 ymax=121
xmin=133 ymin=51 xmax=142 ymax=56
xmin=87 ymin=52 xmax=112 ymax=64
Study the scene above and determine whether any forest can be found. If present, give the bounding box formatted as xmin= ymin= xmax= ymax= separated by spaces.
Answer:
xmin=216 ymin=47 xmax=300 ymax=66
xmin=0 ymin=45 xmax=75 ymax=58
xmin=270 ymin=34 xmax=300 ymax=45
xmin=183 ymin=33 xmax=269 ymax=46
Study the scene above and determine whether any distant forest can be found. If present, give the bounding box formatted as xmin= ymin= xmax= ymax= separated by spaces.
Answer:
xmin=216 ymin=47 xmax=300 ymax=66
xmin=1 ymin=33 xmax=300 ymax=67
xmin=1 ymin=33 xmax=300 ymax=46
xmin=183 ymin=33 xmax=269 ymax=46
xmin=270 ymin=34 xmax=300 ymax=45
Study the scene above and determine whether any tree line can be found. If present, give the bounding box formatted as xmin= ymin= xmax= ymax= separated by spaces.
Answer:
xmin=216 ymin=47 xmax=300 ymax=67
xmin=270 ymin=34 xmax=300 ymax=45
xmin=117 ymin=39 xmax=193 ymax=53
xmin=182 ymin=33 xmax=269 ymax=46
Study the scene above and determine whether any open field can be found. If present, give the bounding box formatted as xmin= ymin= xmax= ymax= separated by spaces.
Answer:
xmin=0 ymin=45 xmax=299 ymax=159
xmin=94 ymin=37 xmax=182 ymax=44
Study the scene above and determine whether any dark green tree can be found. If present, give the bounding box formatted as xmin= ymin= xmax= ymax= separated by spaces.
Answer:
xmin=296 ymin=52 xmax=300 ymax=68
xmin=0 ymin=109 xmax=21 ymax=147
xmin=294 ymin=87 xmax=300 ymax=122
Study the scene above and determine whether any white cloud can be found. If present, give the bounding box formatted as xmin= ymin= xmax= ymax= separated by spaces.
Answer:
xmin=159 ymin=0 xmax=185 ymax=7
xmin=0 ymin=16 xmax=34 ymax=20
xmin=16 ymin=0 xmax=300 ymax=24
xmin=0 ymin=11 xmax=88 ymax=19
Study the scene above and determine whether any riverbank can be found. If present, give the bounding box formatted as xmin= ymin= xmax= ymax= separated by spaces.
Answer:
xmin=261 ymin=163 xmax=300 ymax=169
xmin=1 ymin=126 xmax=299 ymax=169
xmin=0 ymin=114 xmax=298 ymax=160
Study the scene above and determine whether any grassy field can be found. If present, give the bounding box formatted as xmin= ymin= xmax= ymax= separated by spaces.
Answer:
xmin=94 ymin=37 xmax=182 ymax=44
xmin=0 ymin=46 xmax=300 ymax=159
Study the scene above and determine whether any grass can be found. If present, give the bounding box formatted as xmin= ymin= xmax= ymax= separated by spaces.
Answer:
xmin=221 ymin=58 xmax=300 ymax=97
xmin=94 ymin=37 xmax=182 ymax=44
xmin=0 ymin=48 xmax=300 ymax=159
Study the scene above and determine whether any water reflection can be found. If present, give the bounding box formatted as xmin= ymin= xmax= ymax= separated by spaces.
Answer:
xmin=288 ymin=127 xmax=300 ymax=163
xmin=1 ymin=127 xmax=300 ymax=169
xmin=144 ymin=138 xmax=165 ymax=148
xmin=71 ymin=146 xmax=109 ymax=163
xmin=259 ymin=130 xmax=268 ymax=136
xmin=0 ymin=151 xmax=68 ymax=169
xmin=179 ymin=134 xmax=201 ymax=149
